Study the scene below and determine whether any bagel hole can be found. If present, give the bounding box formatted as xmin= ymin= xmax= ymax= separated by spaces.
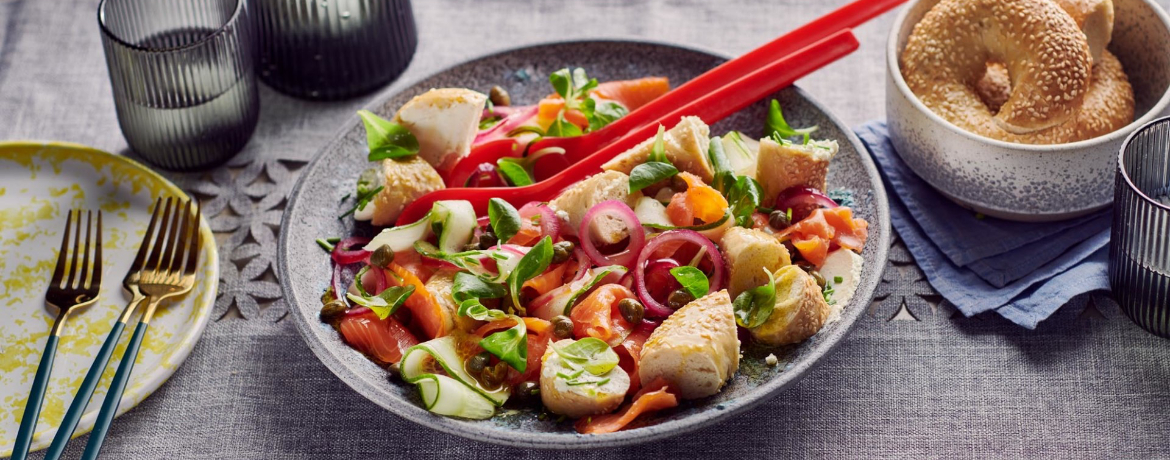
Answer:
xmin=975 ymin=61 xmax=1011 ymax=114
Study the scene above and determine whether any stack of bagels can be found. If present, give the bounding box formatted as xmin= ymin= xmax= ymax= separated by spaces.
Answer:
xmin=900 ymin=0 xmax=1134 ymax=144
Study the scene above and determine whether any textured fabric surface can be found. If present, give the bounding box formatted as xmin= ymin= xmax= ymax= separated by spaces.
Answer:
xmin=857 ymin=123 xmax=1112 ymax=327
xmin=1 ymin=0 xmax=1169 ymax=458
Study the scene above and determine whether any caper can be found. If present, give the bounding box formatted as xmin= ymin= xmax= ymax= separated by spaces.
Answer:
xmin=478 ymin=230 xmax=498 ymax=249
xmin=551 ymin=241 xmax=574 ymax=264
xmin=468 ymin=352 xmax=491 ymax=375
xmin=369 ymin=244 xmax=395 ymax=268
xmin=618 ymin=298 xmax=645 ymax=324
xmin=481 ymin=361 xmax=509 ymax=388
xmin=552 ymin=315 xmax=574 ymax=339
xmin=489 ymin=85 xmax=511 ymax=107
xmin=768 ymin=210 xmax=792 ymax=230
xmin=319 ymin=300 xmax=348 ymax=322
xmin=810 ymin=270 xmax=827 ymax=288
xmin=796 ymin=260 xmax=816 ymax=273
xmin=666 ymin=289 xmax=696 ymax=310
xmin=512 ymin=381 xmax=540 ymax=404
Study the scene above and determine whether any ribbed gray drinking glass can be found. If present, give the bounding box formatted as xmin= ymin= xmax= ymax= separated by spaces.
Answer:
xmin=99 ymin=0 xmax=259 ymax=170
xmin=252 ymin=0 xmax=417 ymax=100
xmin=1110 ymin=116 xmax=1170 ymax=338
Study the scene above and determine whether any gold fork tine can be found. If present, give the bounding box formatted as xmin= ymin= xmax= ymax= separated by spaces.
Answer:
xmin=78 ymin=211 xmax=92 ymax=291
xmin=127 ymin=198 xmax=164 ymax=281
xmin=91 ymin=211 xmax=103 ymax=290
xmin=67 ymin=210 xmax=82 ymax=289
xmin=184 ymin=202 xmax=201 ymax=277
xmin=168 ymin=201 xmax=193 ymax=283
xmin=49 ymin=210 xmax=74 ymax=289
xmin=143 ymin=198 xmax=174 ymax=275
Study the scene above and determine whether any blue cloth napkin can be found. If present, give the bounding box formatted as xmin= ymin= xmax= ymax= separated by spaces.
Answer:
xmin=855 ymin=122 xmax=1111 ymax=328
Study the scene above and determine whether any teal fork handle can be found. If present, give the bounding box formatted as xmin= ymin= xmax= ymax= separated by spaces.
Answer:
xmin=81 ymin=321 xmax=147 ymax=460
xmin=42 ymin=321 xmax=127 ymax=460
xmin=11 ymin=334 xmax=60 ymax=460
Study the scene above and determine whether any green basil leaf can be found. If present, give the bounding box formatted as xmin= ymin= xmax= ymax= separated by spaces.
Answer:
xmin=496 ymin=157 xmax=534 ymax=186
xmin=733 ymin=268 xmax=777 ymax=329
xmin=765 ymin=99 xmax=817 ymax=145
xmin=669 ymin=266 xmax=709 ymax=299
xmin=357 ymin=110 xmax=420 ymax=161
xmin=479 ymin=316 xmax=527 ymax=372
xmin=452 ymin=271 xmax=507 ymax=303
xmin=347 ymin=285 xmax=415 ymax=320
xmin=572 ymin=68 xmax=598 ymax=96
xmin=726 ymin=176 xmax=763 ymax=228
xmin=552 ymin=337 xmax=619 ymax=376
xmin=507 ymin=236 xmax=554 ymax=311
xmin=488 ymin=198 xmax=523 ymax=244
xmin=628 ymin=161 xmax=678 ymax=194
xmin=583 ymin=98 xmax=628 ymax=132
xmin=546 ymin=112 xmax=583 ymax=138
xmin=549 ymin=69 xmax=572 ymax=100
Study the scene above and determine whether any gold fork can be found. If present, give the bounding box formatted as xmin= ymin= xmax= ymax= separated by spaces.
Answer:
xmin=11 ymin=210 xmax=103 ymax=460
xmin=72 ymin=198 xmax=201 ymax=460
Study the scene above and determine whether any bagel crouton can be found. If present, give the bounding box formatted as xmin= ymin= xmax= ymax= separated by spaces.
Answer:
xmin=720 ymin=227 xmax=792 ymax=299
xmin=756 ymin=137 xmax=837 ymax=207
xmin=601 ymin=116 xmax=714 ymax=183
xmin=549 ymin=170 xmax=642 ymax=245
xmin=639 ymin=290 xmax=739 ymax=399
xmin=370 ymin=157 xmax=446 ymax=226
xmin=393 ymin=88 xmax=487 ymax=173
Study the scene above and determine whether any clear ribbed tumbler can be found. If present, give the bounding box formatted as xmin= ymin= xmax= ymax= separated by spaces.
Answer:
xmin=1110 ymin=116 xmax=1170 ymax=338
xmin=252 ymin=0 xmax=417 ymax=100
xmin=99 ymin=0 xmax=259 ymax=170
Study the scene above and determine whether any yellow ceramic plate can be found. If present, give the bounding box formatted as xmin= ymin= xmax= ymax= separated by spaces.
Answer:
xmin=0 ymin=141 xmax=218 ymax=456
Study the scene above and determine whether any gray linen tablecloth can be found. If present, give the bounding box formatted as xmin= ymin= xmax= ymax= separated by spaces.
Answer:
xmin=3 ymin=0 xmax=1170 ymax=458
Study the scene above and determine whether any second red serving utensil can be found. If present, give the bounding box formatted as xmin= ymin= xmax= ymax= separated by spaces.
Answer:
xmin=396 ymin=29 xmax=859 ymax=225
xmin=442 ymin=0 xmax=907 ymax=187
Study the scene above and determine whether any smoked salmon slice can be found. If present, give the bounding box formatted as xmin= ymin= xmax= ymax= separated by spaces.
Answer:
xmin=337 ymin=309 xmax=420 ymax=365
xmin=777 ymin=207 xmax=868 ymax=267
xmin=570 ymin=284 xmax=636 ymax=347
xmin=388 ymin=262 xmax=452 ymax=339
xmin=575 ymin=377 xmax=679 ymax=434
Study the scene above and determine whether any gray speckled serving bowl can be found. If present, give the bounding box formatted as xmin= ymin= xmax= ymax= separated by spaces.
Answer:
xmin=278 ymin=40 xmax=890 ymax=449
xmin=887 ymin=0 xmax=1170 ymax=222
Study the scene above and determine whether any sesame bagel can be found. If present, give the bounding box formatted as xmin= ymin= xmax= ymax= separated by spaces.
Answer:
xmin=900 ymin=0 xmax=1093 ymax=134
xmin=969 ymin=51 xmax=1134 ymax=144
xmin=1054 ymin=0 xmax=1115 ymax=61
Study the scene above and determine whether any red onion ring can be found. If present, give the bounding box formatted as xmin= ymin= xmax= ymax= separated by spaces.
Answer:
xmin=774 ymin=186 xmax=838 ymax=222
xmin=519 ymin=202 xmax=562 ymax=242
xmin=474 ymin=105 xmax=538 ymax=144
xmin=579 ymin=200 xmax=645 ymax=269
xmin=367 ymin=267 xmax=389 ymax=294
xmin=634 ymin=230 xmax=726 ymax=318
xmin=332 ymin=236 xmax=371 ymax=265
xmin=570 ymin=247 xmax=590 ymax=282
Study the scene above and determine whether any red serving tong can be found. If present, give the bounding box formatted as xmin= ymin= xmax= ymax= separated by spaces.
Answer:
xmin=396 ymin=28 xmax=859 ymax=225
xmin=442 ymin=0 xmax=908 ymax=188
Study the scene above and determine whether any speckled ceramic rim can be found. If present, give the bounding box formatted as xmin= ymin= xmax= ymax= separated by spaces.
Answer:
xmin=278 ymin=39 xmax=891 ymax=449
xmin=0 ymin=140 xmax=219 ymax=456
xmin=886 ymin=0 xmax=1170 ymax=152
xmin=1117 ymin=115 xmax=1170 ymax=211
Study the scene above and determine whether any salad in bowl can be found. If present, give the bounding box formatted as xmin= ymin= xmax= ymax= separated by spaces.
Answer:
xmin=314 ymin=68 xmax=869 ymax=435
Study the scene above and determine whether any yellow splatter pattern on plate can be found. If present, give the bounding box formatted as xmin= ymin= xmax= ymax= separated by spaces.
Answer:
xmin=0 ymin=142 xmax=218 ymax=456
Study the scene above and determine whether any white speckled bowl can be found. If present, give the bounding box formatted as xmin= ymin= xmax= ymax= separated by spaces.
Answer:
xmin=887 ymin=0 xmax=1170 ymax=221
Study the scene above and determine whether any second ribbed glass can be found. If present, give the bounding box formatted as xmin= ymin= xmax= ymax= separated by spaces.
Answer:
xmin=99 ymin=0 xmax=259 ymax=170
xmin=1110 ymin=116 xmax=1170 ymax=338
xmin=251 ymin=0 xmax=418 ymax=100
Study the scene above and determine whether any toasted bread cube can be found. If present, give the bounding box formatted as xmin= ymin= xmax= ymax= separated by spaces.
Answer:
xmin=370 ymin=157 xmax=446 ymax=226
xmin=602 ymin=116 xmax=713 ymax=183
xmin=756 ymin=137 xmax=837 ymax=207
xmin=393 ymin=88 xmax=487 ymax=173
xmin=720 ymin=227 xmax=792 ymax=299
xmin=750 ymin=265 xmax=831 ymax=346
xmin=540 ymin=339 xmax=631 ymax=418
xmin=639 ymin=290 xmax=740 ymax=399
xmin=549 ymin=170 xmax=642 ymax=245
